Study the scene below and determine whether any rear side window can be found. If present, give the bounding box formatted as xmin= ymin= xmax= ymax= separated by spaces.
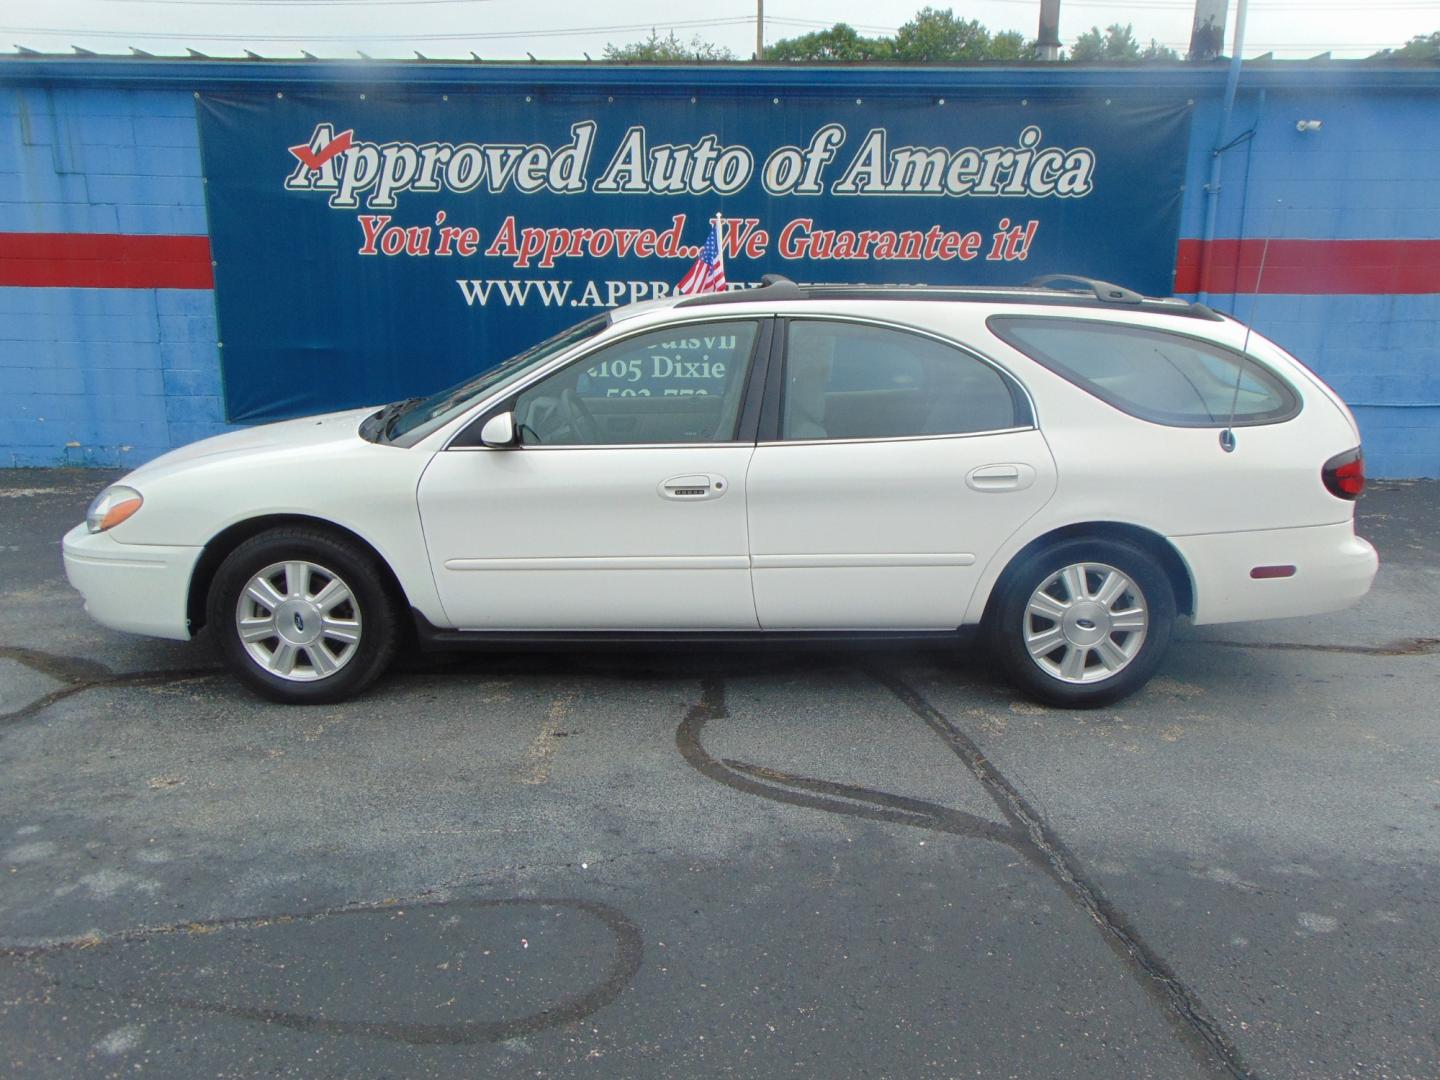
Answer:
xmin=779 ymin=320 xmax=1029 ymax=442
xmin=989 ymin=316 xmax=1299 ymax=427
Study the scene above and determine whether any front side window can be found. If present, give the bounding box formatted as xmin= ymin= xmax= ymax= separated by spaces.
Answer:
xmin=989 ymin=316 xmax=1299 ymax=427
xmin=779 ymin=320 xmax=1025 ymax=441
xmin=385 ymin=313 xmax=609 ymax=442
xmin=512 ymin=320 xmax=759 ymax=446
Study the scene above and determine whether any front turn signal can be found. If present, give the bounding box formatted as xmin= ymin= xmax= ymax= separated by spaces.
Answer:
xmin=85 ymin=485 xmax=144 ymax=533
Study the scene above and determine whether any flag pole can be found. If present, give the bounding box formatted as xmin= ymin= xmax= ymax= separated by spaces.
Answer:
xmin=712 ymin=211 xmax=725 ymax=288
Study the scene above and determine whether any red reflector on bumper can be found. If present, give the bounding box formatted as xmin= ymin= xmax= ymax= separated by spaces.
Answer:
xmin=1250 ymin=565 xmax=1297 ymax=579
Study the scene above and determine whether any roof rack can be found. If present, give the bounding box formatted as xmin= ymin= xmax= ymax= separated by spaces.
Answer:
xmin=673 ymin=273 xmax=803 ymax=307
xmin=1025 ymin=274 xmax=1143 ymax=304
xmin=675 ymin=274 xmax=1224 ymax=321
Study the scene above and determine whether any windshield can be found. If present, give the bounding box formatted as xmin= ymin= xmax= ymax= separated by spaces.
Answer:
xmin=382 ymin=313 xmax=610 ymax=442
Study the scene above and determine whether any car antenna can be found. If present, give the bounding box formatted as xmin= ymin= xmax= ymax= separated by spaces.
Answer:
xmin=1219 ymin=202 xmax=1279 ymax=453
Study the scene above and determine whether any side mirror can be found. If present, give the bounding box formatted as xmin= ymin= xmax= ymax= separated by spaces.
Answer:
xmin=478 ymin=411 xmax=517 ymax=448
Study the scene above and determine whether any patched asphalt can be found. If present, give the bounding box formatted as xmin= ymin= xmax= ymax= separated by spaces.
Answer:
xmin=1 ymin=469 xmax=1437 ymax=1079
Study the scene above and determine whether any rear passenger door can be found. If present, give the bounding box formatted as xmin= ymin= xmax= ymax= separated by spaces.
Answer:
xmin=745 ymin=318 xmax=1057 ymax=630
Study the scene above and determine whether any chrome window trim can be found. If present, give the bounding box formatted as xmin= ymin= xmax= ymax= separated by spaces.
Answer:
xmin=771 ymin=313 xmax=1039 ymax=443
xmin=755 ymin=425 xmax=1035 ymax=449
xmin=439 ymin=313 xmax=770 ymax=452
xmin=446 ymin=441 xmax=748 ymax=453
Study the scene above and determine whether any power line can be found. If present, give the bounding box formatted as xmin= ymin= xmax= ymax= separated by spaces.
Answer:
xmin=2 ymin=16 xmax=763 ymax=42
xmin=59 ymin=0 xmax=1440 ymax=8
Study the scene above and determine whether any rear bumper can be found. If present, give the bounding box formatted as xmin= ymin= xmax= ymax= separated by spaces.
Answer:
xmin=61 ymin=524 xmax=201 ymax=641
xmin=1171 ymin=520 xmax=1378 ymax=626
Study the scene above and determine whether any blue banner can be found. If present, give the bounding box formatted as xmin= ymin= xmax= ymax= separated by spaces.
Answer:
xmin=197 ymin=88 xmax=1191 ymax=422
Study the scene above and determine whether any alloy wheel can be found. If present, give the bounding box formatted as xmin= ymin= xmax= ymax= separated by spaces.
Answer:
xmin=1022 ymin=561 xmax=1149 ymax=684
xmin=233 ymin=560 xmax=363 ymax=682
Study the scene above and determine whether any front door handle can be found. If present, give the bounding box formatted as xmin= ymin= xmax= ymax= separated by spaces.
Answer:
xmin=658 ymin=474 xmax=728 ymax=501
xmin=966 ymin=463 xmax=1036 ymax=492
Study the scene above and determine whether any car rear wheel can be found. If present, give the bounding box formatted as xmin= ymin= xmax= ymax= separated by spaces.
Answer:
xmin=989 ymin=538 xmax=1175 ymax=708
xmin=208 ymin=527 xmax=400 ymax=704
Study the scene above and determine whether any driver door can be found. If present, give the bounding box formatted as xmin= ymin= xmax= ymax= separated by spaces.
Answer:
xmin=416 ymin=318 xmax=768 ymax=630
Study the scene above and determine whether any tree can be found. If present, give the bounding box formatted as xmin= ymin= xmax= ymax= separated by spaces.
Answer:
xmin=988 ymin=30 xmax=1032 ymax=61
xmin=768 ymin=23 xmax=894 ymax=62
xmin=602 ymin=29 xmax=736 ymax=62
xmin=1070 ymin=23 xmax=1142 ymax=62
xmin=1371 ymin=31 xmax=1440 ymax=60
xmin=1142 ymin=39 xmax=1180 ymax=61
xmin=894 ymin=7 xmax=995 ymax=61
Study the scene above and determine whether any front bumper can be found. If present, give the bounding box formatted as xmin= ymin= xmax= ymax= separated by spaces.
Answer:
xmin=61 ymin=524 xmax=202 ymax=641
xmin=1171 ymin=520 xmax=1379 ymax=626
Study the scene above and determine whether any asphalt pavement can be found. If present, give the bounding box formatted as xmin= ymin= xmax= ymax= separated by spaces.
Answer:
xmin=1 ymin=469 xmax=1437 ymax=1079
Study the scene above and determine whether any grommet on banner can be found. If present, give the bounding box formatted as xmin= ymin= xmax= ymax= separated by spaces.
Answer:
xmin=937 ymin=98 xmax=945 ymax=106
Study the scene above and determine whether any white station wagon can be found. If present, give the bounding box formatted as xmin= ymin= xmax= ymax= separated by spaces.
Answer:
xmin=64 ymin=275 xmax=1378 ymax=707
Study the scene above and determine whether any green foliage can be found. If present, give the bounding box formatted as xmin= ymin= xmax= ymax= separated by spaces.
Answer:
xmin=987 ymin=31 xmax=1033 ymax=61
xmin=769 ymin=7 xmax=1032 ymax=63
xmin=602 ymin=7 xmax=1195 ymax=66
xmin=1141 ymin=38 xmax=1180 ymax=61
xmin=767 ymin=23 xmax=894 ymax=61
xmin=602 ymin=29 xmax=736 ymax=62
xmin=1370 ymin=31 xmax=1440 ymax=60
xmin=894 ymin=7 xmax=993 ymax=61
xmin=1070 ymin=23 xmax=1141 ymax=62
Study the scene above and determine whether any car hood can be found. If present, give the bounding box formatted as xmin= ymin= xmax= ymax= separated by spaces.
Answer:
xmin=122 ymin=406 xmax=380 ymax=483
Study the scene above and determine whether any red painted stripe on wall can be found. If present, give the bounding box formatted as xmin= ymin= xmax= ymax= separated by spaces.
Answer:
xmin=1 ymin=232 xmax=1434 ymax=295
xmin=1175 ymin=238 xmax=1440 ymax=295
xmin=0 ymin=232 xmax=213 ymax=289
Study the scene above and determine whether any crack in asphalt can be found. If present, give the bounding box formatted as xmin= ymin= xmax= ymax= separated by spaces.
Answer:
xmin=1193 ymin=636 xmax=1439 ymax=657
xmin=0 ymin=893 xmax=644 ymax=1047
xmin=0 ymin=645 xmax=220 ymax=726
xmin=678 ymin=671 xmax=1256 ymax=1080
xmin=869 ymin=668 xmax=1255 ymax=1080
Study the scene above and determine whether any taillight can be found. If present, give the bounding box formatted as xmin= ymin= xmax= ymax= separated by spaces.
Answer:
xmin=1322 ymin=447 xmax=1365 ymax=500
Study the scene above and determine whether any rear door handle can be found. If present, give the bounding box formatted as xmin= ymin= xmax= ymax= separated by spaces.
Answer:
xmin=966 ymin=463 xmax=1035 ymax=492
xmin=659 ymin=474 xmax=728 ymax=501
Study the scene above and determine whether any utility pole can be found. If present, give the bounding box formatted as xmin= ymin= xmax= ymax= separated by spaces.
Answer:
xmin=756 ymin=0 xmax=765 ymax=60
xmin=1189 ymin=0 xmax=1228 ymax=60
xmin=1036 ymin=0 xmax=1062 ymax=61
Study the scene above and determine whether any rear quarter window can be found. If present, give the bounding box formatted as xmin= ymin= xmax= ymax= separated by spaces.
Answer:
xmin=987 ymin=316 xmax=1300 ymax=427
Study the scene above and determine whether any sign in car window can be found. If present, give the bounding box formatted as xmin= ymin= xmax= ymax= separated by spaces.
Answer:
xmin=577 ymin=328 xmax=747 ymax=400
xmin=197 ymin=86 xmax=1191 ymax=423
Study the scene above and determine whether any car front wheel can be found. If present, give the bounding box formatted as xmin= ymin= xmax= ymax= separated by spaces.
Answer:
xmin=989 ymin=538 xmax=1176 ymax=708
xmin=207 ymin=527 xmax=400 ymax=704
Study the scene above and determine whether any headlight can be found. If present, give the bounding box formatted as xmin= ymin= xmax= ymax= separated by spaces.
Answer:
xmin=85 ymin=485 xmax=144 ymax=534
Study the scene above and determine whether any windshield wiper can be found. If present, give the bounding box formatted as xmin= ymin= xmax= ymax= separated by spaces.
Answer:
xmin=372 ymin=396 xmax=424 ymax=442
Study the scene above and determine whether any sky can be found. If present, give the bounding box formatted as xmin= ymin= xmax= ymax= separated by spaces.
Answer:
xmin=3 ymin=0 xmax=1435 ymax=61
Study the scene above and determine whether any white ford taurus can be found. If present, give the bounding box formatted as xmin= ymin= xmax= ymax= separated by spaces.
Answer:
xmin=63 ymin=275 xmax=1378 ymax=707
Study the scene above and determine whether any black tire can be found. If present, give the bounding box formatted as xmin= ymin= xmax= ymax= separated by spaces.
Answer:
xmin=987 ymin=538 xmax=1175 ymax=709
xmin=207 ymin=526 xmax=401 ymax=704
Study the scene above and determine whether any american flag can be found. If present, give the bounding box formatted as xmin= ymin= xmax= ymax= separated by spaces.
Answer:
xmin=675 ymin=217 xmax=727 ymax=296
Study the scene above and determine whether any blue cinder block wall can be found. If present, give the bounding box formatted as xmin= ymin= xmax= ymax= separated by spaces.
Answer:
xmin=0 ymin=61 xmax=1437 ymax=476
xmin=1180 ymin=87 xmax=1440 ymax=479
xmin=0 ymin=86 xmax=233 ymax=467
